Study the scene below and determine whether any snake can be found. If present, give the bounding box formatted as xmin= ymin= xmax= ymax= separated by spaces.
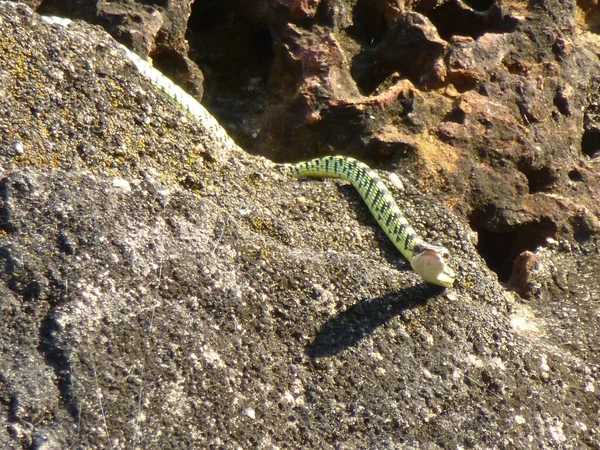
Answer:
xmin=41 ymin=15 xmax=237 ymax=152
xmin=40 ymin=15 xmax=454 ymax=287
xmin=286 ymin=156 xmax=455 ymax=287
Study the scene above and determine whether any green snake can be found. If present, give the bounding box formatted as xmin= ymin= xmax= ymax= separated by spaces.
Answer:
xmin=41 ymin=16 xmax=454 ymax=287
xmin=120 ymin=39 xmax=456 ymax=287
xmin=287 ymin=156 xmax=455 ymax=287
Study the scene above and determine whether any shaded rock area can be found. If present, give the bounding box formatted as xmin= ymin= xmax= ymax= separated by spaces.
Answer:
xmin=0 ymin=1 xmax=599 ymax=449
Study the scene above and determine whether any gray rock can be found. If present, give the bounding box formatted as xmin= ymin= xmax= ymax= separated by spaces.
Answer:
xmin=0 ymin=2 xmax=598 ymax=449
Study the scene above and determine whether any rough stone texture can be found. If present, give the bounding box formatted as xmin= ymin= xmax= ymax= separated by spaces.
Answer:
xmin=16 ymin=0 xmax=600 ymax=281
xmin=0 ymin=1 xmax=599 ymax=449
xmin=36 ymin=0 xmax=204 ymax=98
xmin=28 ymin=0 xmax=600 ymax=291
xmin=185 ymin=0 xmax=600 ymax=288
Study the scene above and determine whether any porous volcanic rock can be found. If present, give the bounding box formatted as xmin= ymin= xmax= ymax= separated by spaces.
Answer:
xmin=28 ymin=0 xmax=600 ymax=288
xmin=0 ymin=1 xmax=599 ymax=449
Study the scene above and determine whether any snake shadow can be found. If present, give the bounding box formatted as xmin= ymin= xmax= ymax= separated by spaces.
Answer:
xmin=306 ymin=283 xmax=445 ymax=358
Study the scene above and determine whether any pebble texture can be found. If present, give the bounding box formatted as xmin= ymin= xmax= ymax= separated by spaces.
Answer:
xmin=0 ymin=2 xmax=599 ymax=449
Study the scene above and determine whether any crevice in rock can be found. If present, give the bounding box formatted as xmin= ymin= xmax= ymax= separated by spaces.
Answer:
xmin=443 ymin=107 xmax=467 ymax=124
xmin=470 ymin=216 xmax=557 ymax=282
xmin=570 ymin=213 xmax=596 ymax=242
xmin=523 ymin=166 xmax=557 ymax=194
xmin=462 ymin=0 xmax=496 ymax=11
xmin=347 ymin=0 xmax=389 ymax=47
xmin=150 ymin=48 xmax=203 ymax=97
xmin=581 ymin=128 xmax=600 ymax=158
xmin=575 ymin=0 xmax=600 ymax=32
xmin=37 ymin=0 xmax=94 ymax=21
xmin=415 ymin=2 xmax=515 ymax=41
xmin=187 ymin=0 xmax=274 ymax=103
xmin=553 ymin=89 xmax=571 ymax=116
xmin=446 ymin=71 xmax=479 ymax=93
xmin=185 ymin=0 xmax=275 ymax=148
xmin=38 ymin=310 xmax=79 ymax=420
xmin=567 ymin=168 xmax=583 ymax=182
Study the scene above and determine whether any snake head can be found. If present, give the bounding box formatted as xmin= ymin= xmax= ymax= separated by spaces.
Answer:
xmin=410 ymin=243 xmax=456 ymax=288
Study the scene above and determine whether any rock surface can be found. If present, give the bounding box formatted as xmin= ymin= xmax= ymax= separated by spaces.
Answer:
xmin=28 ymin=0 xmax=600 ymax=286
xmin=0 ymin=1 xmax=599 ymax=449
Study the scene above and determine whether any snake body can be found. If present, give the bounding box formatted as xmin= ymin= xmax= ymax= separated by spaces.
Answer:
xmin=41 ymin=15 xmax=237 ymax=152
xmin=40 ymin=16 xmax=454 ymax=287
xmin=287 ymin=156 xmax=455 ymax=287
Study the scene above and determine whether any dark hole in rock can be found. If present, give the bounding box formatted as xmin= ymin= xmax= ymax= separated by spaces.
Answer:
xmin=581 ymin=128 xmax=600 ymax=157
xmin=567 ymin=168 xmax=583 ymax=182
xmin=419 ymin=2 xmax=484 ymax=40
xmin=524 ymin=166 xmax=556 ymax=194
xmin=553 ymin=90 xmax=571 ymax=116
xmin=443 ymin=108 xmax=466 ymax=124
xmin=447 ymin=72 xmax=479 ymax=93
xmin=187 ymin=0 xmax=274 ymax=128
xmin=417 ymin=1 xmax=513 ymax=41
xmin=471 ymin=217 xmax=557 ymax=282
xmin=347 ymin=0 xmax=389 ymax=47
xmin=188 ymin=0 xmax=242 ymax=29
xmin=571 ymin=214 xmax=596 ymax=242
xmin=576 ymin=1 xmax=600 ymax=32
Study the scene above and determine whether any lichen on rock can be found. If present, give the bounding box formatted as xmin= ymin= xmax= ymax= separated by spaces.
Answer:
xmin=0 ymin=1 xmax=599 ymax=449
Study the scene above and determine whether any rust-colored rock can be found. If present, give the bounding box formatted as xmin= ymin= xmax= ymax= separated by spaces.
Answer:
xmin=508 ymin=250 xmax=541 ymax=298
